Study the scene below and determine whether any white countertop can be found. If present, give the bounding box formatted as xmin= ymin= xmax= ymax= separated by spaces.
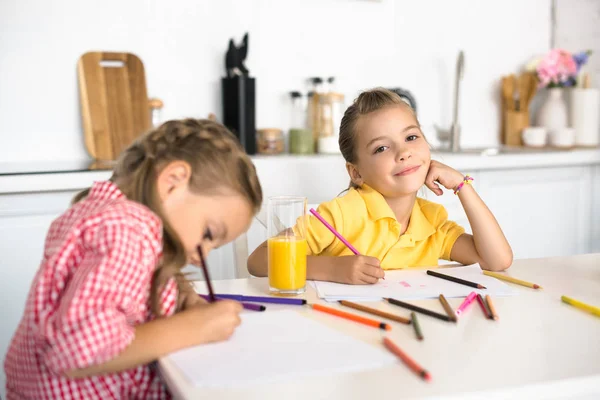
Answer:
xmin=159 ymin=254 xmax=600 ymax=400
xmin=1 ymin=148 xmax=599 ymax=194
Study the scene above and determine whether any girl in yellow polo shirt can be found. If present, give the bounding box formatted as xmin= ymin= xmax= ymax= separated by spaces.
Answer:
xmin=248 ymin=88 xmax=512 ymax=284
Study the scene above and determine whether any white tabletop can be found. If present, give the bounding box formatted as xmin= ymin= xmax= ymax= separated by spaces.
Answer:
xmin=159 ymin=254 xmax=600 ymax=400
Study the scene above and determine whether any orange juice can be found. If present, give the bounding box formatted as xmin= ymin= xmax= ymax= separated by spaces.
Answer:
xmin=268 ymin=236 xmax=307 ymax=293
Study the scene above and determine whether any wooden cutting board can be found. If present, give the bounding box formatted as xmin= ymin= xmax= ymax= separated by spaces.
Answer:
xmin=77 ymin=52 xmax=151 ymax=161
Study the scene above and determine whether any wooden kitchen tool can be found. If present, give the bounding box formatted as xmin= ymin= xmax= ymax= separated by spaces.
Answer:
xmin=77 ymin=52 xmax=151 ymax=161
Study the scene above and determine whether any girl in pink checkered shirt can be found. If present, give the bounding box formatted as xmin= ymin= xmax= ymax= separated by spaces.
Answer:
xmin=5 ymin=119 xmax=263 ymax=399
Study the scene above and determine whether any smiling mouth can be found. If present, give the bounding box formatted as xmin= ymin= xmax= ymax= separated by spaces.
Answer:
xmin=394 ymin=165 xmax=420 ymax=176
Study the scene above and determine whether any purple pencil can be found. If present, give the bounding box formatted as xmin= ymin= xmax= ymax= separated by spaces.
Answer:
xmin=198 ymin=294 xmax=266 ymax=312
xmin=210 ymin=294 xmax=306 ymax=305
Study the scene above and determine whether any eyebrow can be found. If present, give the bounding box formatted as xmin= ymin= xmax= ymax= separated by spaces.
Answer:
xmin=365 ymin=125 xmax=421 ymax=148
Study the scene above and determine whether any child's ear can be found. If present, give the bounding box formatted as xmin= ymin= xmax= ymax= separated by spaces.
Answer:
xmin=346 ymin=162 xmax=363 ymax=187
xmin=157 ymin=160 xmax=192 ymax=201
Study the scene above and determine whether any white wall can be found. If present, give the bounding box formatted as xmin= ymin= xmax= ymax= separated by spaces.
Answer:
xmin=0 ymin=0 xmax=552 ymax=163
xmin=555 ymin=0 xmax=600 ymax=87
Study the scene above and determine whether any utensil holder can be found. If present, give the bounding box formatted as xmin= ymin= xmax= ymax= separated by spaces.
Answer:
xmin=504 ymin=110 xmax=529 ymax=146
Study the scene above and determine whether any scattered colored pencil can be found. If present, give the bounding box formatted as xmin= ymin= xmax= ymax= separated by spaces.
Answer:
xmin=483 ymin=270 xmax=542 ymax=289
xmin=476 ymin=294 xmax=493 ymax=319
xmin=198 ymin=294 xmax=266 ymax=312
xmin=561 ymin=295 xmax=600 ymax=318
xmin=427 ymin=269 xmax=486 ymax=289
xmin=438 ymin=294 xmax=457 ymax=322
xmin=197 ymin=245 xmax=216 ymax=302
xmin=310 ymin=303 xmax=391 ymax=330
xmin=456 ymin=292 xmax=477 ymax=316
xmin=411 ymin=312 xmax=423 ymax=340
xmin=384 ymin=298 xmax=453 ymax=323
xmin=338 ymin=300 xmax=411 ymax=324
xmin=382 ymin=337 xmax=431 ymax=381
xmin=309 ymin=208 xmax=360 ymax=255
xmin=485 ymin=295 xmax=499 ymax=320
xmin=210 ymin=294 xmax=306 ymax=305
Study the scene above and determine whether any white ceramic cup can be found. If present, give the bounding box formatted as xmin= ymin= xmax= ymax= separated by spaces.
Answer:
xmin=522 ymin=127 xmax=547 ymax=147
xmin=550 ymin=127 xmax=575 ymax=148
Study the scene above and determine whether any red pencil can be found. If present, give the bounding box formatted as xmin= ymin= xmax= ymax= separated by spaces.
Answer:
xmin=383 ymin=337 xmax=431 ymax=381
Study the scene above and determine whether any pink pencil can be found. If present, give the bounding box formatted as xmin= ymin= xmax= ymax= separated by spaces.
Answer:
xmin=455 ymin=292 xmax=477 ymax=316
xmin=309 ymin=208 xmax=360 ymax=255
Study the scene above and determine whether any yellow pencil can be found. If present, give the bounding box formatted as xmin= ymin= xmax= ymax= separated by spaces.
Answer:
xmin=561 ymin=296 xmax=600 ymax=318
xmin=483 ymin=270 xmax=542 ymax=289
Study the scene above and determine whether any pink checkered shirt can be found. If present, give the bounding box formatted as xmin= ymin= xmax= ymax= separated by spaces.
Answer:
xmin=5 ymin=181 xmax=178 ymax=399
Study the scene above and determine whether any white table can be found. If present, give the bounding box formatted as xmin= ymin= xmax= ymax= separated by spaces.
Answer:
xmin=159 ymin=254 xmax=600 ymax=400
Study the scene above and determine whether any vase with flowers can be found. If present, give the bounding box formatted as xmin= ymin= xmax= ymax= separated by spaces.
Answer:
xmin=527 ymin=49 xmax=592 ymax=146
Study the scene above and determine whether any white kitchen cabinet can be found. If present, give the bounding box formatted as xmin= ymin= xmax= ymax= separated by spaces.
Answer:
xmin=592 ymin=165 xmax=600 ymax=253
xmin=477 ymin=166 xmax=592 ymax=259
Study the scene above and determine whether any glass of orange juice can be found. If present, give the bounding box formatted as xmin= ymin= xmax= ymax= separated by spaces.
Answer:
xmin=267 ymin=196 xmax=307 ymax=295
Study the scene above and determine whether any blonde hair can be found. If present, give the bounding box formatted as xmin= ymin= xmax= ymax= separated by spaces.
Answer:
xmin=74 ymin=119 xmax=263 ymax=315
xmin=338 ymin=87 xmax=419 ymax=189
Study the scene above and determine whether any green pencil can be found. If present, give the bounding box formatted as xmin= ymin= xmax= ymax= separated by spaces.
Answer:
xmin=411 ymin=312 xmax=424 ymax=341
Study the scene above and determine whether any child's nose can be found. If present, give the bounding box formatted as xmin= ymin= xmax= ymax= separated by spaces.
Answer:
xmin=396 ymin=146 xmax=412 ymax=161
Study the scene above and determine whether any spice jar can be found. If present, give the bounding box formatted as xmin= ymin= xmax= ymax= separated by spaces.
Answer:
xmin=256 ymin=128 xmax=284 ymax=154
xmin=148 ymin=98 xmax=164 ymax=127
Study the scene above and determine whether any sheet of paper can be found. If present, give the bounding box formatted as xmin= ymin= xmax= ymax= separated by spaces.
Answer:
xmin=167 ymin=310 xmax=396 ymax=387
xmin=312 ymin=264 xmax=517 ymax=301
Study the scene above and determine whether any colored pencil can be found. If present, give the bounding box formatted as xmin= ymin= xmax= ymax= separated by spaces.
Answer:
xmin=310 ymin=303 xmax=391 ymax=330
xmin=339 ymin=300 xmax=411 ymax=324
xmin=438 ymin=294 xmax=457 ymax=322
xmin=426 ymin=269 xmax=486 ymax=289
xmin=197 ymin=245 xmax=216 ymax=302
xmin=485 ymin=295 xmax=499 ymax=320
xmin=483 ymin=270 xmax=542 ymax=289
xmin=476 ymin=294 xmax=492 ymax=319
xmin=211 ymin=294 xmax=306 ymax=305
xmin=456 ymin=292 xmax=477 ymax=316
xmin=411 ymin=312 xmax=423 ymax=340
xmin=198 ymin=294 xmax=266 ymax=312
xmin=383 ymin=337 xmax=431 ymax=381
xmin=561 ymin=296 xmax=600 ymax=318
xmin=310 ymin=208 xmax=385 ymax=280
xmin=384 ymin=298 xmax=453 ymax=323
xmin=309 ymin=208 xmax=360 ymax=255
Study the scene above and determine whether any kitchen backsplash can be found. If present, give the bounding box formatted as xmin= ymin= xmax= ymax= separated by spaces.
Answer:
xmin=0 ymin=0 xmax=596 ymax=162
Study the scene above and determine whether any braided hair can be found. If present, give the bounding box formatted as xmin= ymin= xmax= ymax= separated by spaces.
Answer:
xmin=73 ymin=119 xmax=263 ymax=315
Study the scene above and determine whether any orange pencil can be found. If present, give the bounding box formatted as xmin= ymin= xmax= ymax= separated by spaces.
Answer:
xmin=339 ymin=300 xmax=411 ymax=324
xmin=485 ymin=295 xmax=499 ymax=320
xmin=383 ymin=337 xmax=431 ymax=381
xmin=310 ymin=303 xmax=391 ymax=331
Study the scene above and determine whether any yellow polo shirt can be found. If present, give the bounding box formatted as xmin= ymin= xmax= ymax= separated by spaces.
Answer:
xmin=295 ymin=184 xmax=465 ymax=269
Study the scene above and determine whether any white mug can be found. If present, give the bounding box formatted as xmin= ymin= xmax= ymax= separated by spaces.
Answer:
xmin=522 ymin=127 xmax=547 ymax=147
xmin=550 ymin=127 xmax=575 ymax=148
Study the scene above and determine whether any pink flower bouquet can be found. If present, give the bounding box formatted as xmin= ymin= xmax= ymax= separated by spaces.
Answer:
xmin=527 ymin=49 xmax=592 ymax=88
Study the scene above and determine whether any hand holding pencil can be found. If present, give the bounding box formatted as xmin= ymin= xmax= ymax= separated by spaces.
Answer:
xmin=331 ymin=255 xmax=385 ymax=284
xmin=309 ymin=208 xmax=385 ymax=283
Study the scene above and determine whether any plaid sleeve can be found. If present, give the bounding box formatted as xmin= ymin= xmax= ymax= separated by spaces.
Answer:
xmin=41 ymin=218 xmax=159 ymax=375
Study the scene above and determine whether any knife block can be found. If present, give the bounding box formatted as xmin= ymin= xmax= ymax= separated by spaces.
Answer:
xmin=222 ymin=76 xmax=256 ymax=155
